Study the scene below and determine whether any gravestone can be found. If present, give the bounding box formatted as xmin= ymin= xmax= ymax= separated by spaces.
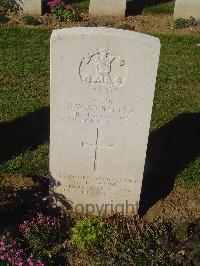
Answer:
xmin=14 ymin=0 xmax=42 ymax=15
xmin=174 ymin=0 xmax=200 ymax=20
xmin=89 ymin=0 xmax=126 ymax=17
xmin=50 ymin=27 xmax=160 ymax=216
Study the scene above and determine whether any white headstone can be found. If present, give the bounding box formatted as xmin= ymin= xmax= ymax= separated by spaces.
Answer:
xmin=50 ymin=28 xmax=160 ymax=216
xmin=15 ymin=0 xmax=42 ymax=15
xmin=89 ymin=0 xmax=126 ymax=17
xmin=174 ymin=0 xmax=200 ymax=20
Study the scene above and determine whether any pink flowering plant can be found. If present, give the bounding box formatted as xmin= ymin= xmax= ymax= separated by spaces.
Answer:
xmin=19 ymin=212 xmax=70 ymax=263
xmin=0 ymin=236 xmax=44 ymax=266
xmin=48 ymin=0 xmax=79 ymax=22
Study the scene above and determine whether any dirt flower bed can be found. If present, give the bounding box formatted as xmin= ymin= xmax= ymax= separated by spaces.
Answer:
xmin=0 ymin=172 xmax=199 ymax=265
xmin=3 ymin=11 xmax=200 ymax=36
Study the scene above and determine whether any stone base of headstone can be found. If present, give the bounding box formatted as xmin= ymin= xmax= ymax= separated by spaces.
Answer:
xmin=174 ymin=0 xmax=200 ymax=20
xmin=89 ymin=0 xmax=126 ymax=17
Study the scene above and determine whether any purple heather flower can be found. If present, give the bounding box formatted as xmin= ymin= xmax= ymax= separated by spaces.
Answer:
xmin=48 ymin=0 xmax=65 ymax=9
xmin=0 ymin=237 xmax=45 ymax=265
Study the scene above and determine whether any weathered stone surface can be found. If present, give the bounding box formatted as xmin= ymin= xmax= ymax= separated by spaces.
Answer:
xmin=13 ymin=0 xmax=42 ymax=15
xmin=89 ymin=0 xmax=126 ymax=17
xmin=50 ymin=27 xmax=160 ymax=215
xmin=174 ymin=0 xmax=200 ymax=20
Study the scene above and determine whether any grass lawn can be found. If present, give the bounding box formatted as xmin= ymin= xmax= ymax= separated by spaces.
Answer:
xmin=143 ymin=0 xmax=175 ymax=14
xmin=0 ymin=27 xmax=199 ymax=187
xmin=73 ymin=0 xmax=89 ymax=11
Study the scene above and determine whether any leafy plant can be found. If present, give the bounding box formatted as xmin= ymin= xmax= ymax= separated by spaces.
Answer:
xmin=71 ymin=218 xmax=106 ymax=248
xmin=0 ymin=1 xmax=9 ymax=24
xmin=117 ymin=23 xmax=134 ymax=30
xmin=102 ymin=19 xmax=114 ymax=27
xmin=0 ymin=0 xmax=5 ymax=8
xmin=176 ymin=223 xmax=189 ymax=240
xmin=22 ymin=16 xmax=42 ymax=26
xmin=174 ymin=18 xmax=189 ymax=29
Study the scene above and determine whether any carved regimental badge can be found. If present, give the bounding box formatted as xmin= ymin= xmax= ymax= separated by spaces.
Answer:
xmin=79 ymin=49 xmax=127 ymax=94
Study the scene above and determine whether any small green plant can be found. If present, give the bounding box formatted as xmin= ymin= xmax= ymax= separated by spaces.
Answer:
xmin=0 ymin=1 xmax=9 ymax=24
xmin=22 ymin=16 xmax=42 ymax=26
xmin=117 ymin=23 xmax=134 ymax=30
xmin=102 ymin=19 xmax=114 ymax=27
xmin=174 ymin=18 xmax=189 ymax=29
xmin=0 ymin=12 xmax=9 ymax=24
xmin=0 ymin=0 xmax=5 ymax=8
xmin=176 ymin=223 xmax=189 ymax=240
xmin=52 ymin=2 xmax=68 ymax=21
xmin=71 ymin=218 xmax=105 ymax=248
xmin=85 ymin=21 xmax=97 ymax=27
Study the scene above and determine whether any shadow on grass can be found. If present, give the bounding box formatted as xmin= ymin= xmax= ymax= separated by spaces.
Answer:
xmin=0 ymin=109 xmax=200 ymax=217
xmin=140 ymin=112 xmax=200 ymax=216
xmin=0 ymin=107 xmax=72 ymax=230
xmin=126 ymin=0 xmax=173 ymax=15
xmin=0 ymin=107 xmax=49 ymax=165
xmin=0 ymin=175 xmax=49 ymax=230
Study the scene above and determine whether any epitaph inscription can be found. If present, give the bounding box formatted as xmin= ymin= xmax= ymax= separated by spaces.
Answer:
xmin=62 ymin=174 xmax=139 ymax=196
xmin=79 ymin=49 xmax=127 ymax=93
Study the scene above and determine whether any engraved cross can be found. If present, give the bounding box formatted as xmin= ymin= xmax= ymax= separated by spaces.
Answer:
xmin=81 ymin=128 xmax=114 ymax=172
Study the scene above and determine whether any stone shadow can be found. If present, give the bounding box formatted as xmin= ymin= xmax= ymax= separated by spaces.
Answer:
xmin=126 ymin=0 xmax=173 ymax=16
xmin=0 ymin=107 xmax=49 ymax=165
xmin=4 ymin=0 xmax=23 ymax=12
xmin=0 ymin=174 xmax=49 ymax=230
xmin=49 ymin=174 xmax=73 ymax=210
xmin=139 ymin=113 xmax=200 ymax=216
xmin=0 ymin=173 xmax=74 ymax=233
xmin=43 ymin=0 xmax=51 ymax=13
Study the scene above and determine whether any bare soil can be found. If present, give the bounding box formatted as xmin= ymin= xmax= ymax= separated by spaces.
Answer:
xmin=144 ymin=182 xmax=200 ymax=226
xmin=0 ymin=173 xmax=199 ymax=226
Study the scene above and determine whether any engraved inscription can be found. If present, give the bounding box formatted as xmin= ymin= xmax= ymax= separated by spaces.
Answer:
xmin=79 ymin=49 xmax=127 ymax=93
xmin=63 ymin=174 xmax=139 ymax=196
xmin=61 ymin=98 xmax=135 ymax=126
xmin=82 ymin=128 xmax=114 ymax=172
